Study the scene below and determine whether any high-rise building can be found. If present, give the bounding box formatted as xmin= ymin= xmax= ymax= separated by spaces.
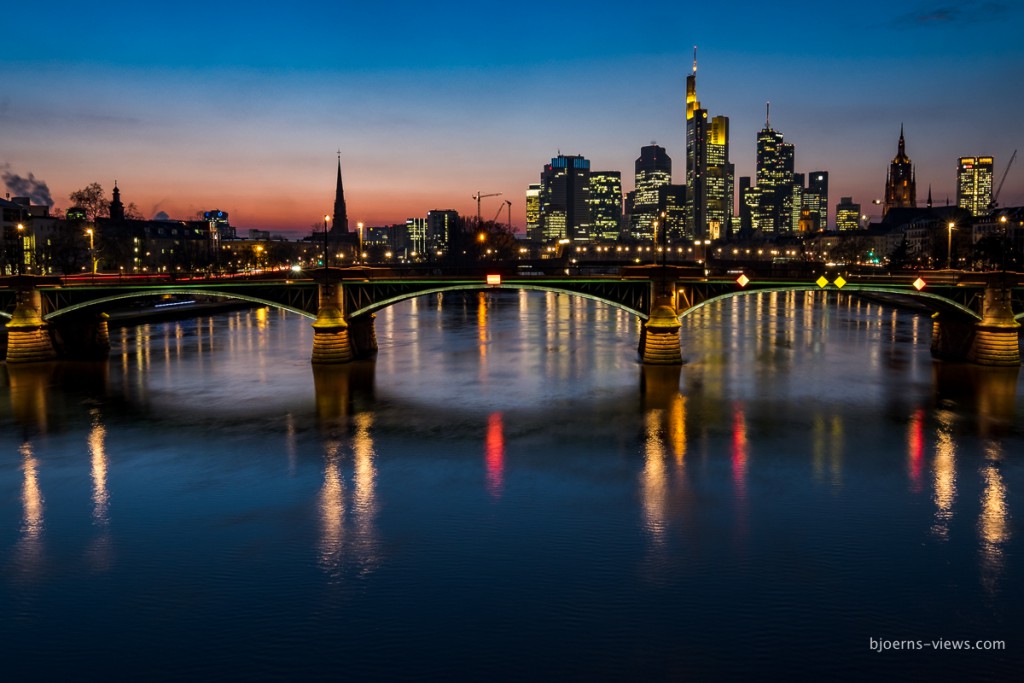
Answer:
xmin=836 ymin=196 xmax=861 ymax=231
xmin=685 ymin=48 xmax=733 ymax=240
xmin=587 ymin=171 xmax=623 ymax=241
xmin=405 ymin=217 xmax=428 ymax=256
xmin=742 ymin=105 xmax=795 ymax=234
xmin=526 ymin=184 xmax=541 ymax=239
xmin=805 ymin=171 xmax=829 ymax=230
xmin=956 ymin=156 xmax=994 ymax=216
xmin=883 ymin=126 xmax=916 ymax=217
xmin=538 ymin=154 xmax=591 ymax=243
xmin=332 ymin=154 xmax=349 ymax=234
xmin=631 ymin=144 xmax=672 ymax=241
xmin=659 ymin=185 xmax=688 ymax=243
xmin=427 ymin=209 xmax=459 ymax=253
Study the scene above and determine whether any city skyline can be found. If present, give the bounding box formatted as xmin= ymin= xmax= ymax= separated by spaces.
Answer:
xmin=3 ymin=1 xmax=1022 ymax=234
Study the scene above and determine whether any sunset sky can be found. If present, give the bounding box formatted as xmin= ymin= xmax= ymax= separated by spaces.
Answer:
xmin=3 ymin=1 xmax=1022 ymax=235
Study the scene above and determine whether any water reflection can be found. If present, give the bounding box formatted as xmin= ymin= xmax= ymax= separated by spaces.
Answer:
xmin=906 ymin=408 xmax=926 ymax=493
xmin=932 ymin=363 xmax=1020 ymax=436
xmin=931 ymin=410 xmax=958 ymax=541
xmin=484 ymin=412 xmax=505 ymax=500
xmin=317 ymin=411 xmax=380 ymax=579
xmin=14 ymin=441 xmax=44 ymax=578
xmin=978 ymin=441 xmax=1009 ymax=595
xmin=87 ymin=407 xmax=114 ymax=571
xmin=5 ymin=363 xmax=54 ymax=433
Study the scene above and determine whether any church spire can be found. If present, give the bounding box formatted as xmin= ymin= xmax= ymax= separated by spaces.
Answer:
xmin=109 ymin=180 xmax=125 ymax=222
xmin=333 ymin=151 xmax=349 ymax=234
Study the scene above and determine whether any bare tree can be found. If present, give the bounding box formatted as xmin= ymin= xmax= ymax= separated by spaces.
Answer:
xmin=68 ymin=183 xmax=109 ymax=221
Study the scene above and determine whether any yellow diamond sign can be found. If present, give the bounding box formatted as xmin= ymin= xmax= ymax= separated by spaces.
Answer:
xmin=834 ymin=276 xmax=847 ymax=289
xmin=816 ymin=275 xmax=829 ymax=288
xmin=913 ymin=277 xmax=926 ymax=291
xmin=736 ymin=274 xmax=750 ymax=287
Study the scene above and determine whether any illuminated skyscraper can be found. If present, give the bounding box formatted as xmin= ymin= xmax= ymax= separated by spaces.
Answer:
xmin=587 ymin=171 xmax=623 ymax=241
xmin=526 ymin=184 xmax=541 ymax=239
xmin=741 ymin=105 xmax=795 ymax=234
xmin=836 ymin=196 xmax=861 ymax=231
xmin=427 ymin=209 xmax=459 ymax=253
xmin=956 ymin=156 xmax=994 ymax=216
xmin=805 ymin=171 xmax=829 ymax=230
xmin=538 ymin=154 xmax=591 ymax=243
xmin=883 ymin=126 xmax=916 ymax=217
xmin=631 ymin=144 xmax=672 ymax=241
xmin=685 ymin=48 xmax=733 ymax=239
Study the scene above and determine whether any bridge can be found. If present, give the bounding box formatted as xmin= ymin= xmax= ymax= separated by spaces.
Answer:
xmin=2 ymin=266 xmax=1022 ymax=366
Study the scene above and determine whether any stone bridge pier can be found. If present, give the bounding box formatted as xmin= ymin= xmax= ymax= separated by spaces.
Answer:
xmin=311 ymin=279 xmax=354 ymax=364
xmin=4 ymin=280 xmax=57 ymax=364
xmin=932 ymin=281 xmax=1021 ymax=366
xmin=637 ymin=266 xmax=684 ymax=365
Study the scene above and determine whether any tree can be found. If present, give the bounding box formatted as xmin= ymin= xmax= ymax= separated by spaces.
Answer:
xmin=68 ymin=182 xmax=109 ymax=221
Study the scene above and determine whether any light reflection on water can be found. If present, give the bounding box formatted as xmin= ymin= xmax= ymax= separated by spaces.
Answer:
xmin=1 ymin=290 xmax=1022 ymax=681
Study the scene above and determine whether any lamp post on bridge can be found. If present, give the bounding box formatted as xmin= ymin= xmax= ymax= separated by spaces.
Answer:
xmin=86 ymin=228 xmax=96 ymax=280
xmin=947 ymin=221 xmax=956 ymax=270
xmin=323 ymin=214 xmax=331 ymax=270
xmin=16 ymin=223 xmax=25 ymax=275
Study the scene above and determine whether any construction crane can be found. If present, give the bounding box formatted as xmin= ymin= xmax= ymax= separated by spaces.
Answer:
xmin=472 ymin=191 xmax=502 ymax=228
xmin=990 ymin=149 xmax=1017 ymax=210
xmin=491 ymin=199 xmax=512 ymax=229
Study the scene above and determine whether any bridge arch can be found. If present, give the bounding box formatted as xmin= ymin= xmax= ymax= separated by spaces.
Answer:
xmin=678 ymin=284 xmax=983 ymax=321
xmin=41 ymin=288 xmax=317 ymax=321
xmin=346 ymin=283 xmax=649 ymax=319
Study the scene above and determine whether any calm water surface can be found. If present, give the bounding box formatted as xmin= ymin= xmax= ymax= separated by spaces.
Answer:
xmin=2 ymin=290 xmax=1022 ymax=681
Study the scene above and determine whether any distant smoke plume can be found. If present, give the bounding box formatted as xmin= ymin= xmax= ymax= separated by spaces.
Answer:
xmin=2 ymin=169 xmax=54 ymax=207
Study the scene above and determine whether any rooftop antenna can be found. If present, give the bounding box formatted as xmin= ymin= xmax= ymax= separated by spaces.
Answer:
xmin=692 ymin=46 xmax=697 ymax=73
xmin=766 ymin=102 xmax=770 ymax=128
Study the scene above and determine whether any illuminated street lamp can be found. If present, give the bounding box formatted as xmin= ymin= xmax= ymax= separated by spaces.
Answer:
xmin=86 ymin=228 xmax=96 ymax=276
xmin=1000 ymin=214 xmax=1009 ymax=273
xmin=323 ymin=214 xmax=331 ymax=269
xmin=947 ymin=222 xmax=955 ymax=270
xmin=16 ymin=223 xmax=25 ymax=275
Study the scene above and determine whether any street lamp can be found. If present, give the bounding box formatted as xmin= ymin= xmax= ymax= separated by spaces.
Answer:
xmin=1000 ymin=214 xmax=1008 ymax=273
xmin=16 ymin=223 xmax=25 ymax=275
xmin=947 ymin=221 xmax=955 ymax=270
xmin=323 ymin=214 xmax=331 ymax=269
xmin=86 ymin=228 xmax=96 ymax=276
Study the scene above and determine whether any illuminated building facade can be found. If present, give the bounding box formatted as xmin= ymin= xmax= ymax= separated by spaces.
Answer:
xmin=538 ymin=154 xmax=591 ymax=243
xmin=883 ymin=126 xmax=916 ymax=217
xmin=526 ymin=183 xmax=541 ymax=238
xmin=741 ymin=107 xmax=795 ymax=234
xmin=956 ymin=156 xmax=994 ymax=216
xmin=685 ymin=49 xmax=733 ymax=239
xmin=836 ymin=196 xmax=861 ymax=231
xmin=427 ymin=209 xmax=459 ymax=253
xmin=805 ymin=171 xmax=829 ymax=230
xmin=405 ymin=217 xmax=427 ymax=256
xmin=631 ymin=145 xmax=672 ymax=241
xmin=587 ymin=171 xmax=623 ymax=241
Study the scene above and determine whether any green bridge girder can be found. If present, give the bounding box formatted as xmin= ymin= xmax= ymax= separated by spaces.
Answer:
xmin=1 ymin=275 xmax=1022 ymax=323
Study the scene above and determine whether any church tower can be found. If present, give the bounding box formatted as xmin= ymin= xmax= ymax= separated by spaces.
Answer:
xmin=883 ymin=125 xmax=916 ymax=216
xmin=332 ymin=154 xmax=349 ymax=234
xmin=109 ymin=181 xmax=125 ymax=222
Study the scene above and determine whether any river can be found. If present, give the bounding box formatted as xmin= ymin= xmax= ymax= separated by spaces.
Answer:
xmin=1 ymin=290 xmax=1022 ymax=681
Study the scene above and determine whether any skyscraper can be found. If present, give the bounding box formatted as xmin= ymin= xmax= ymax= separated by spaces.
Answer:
xmin=332 ymin=154 xmax=349 ymax=234
xmin=526 ymin=184 xmax=541 ymax=239
xmin=538 ymin=154 xmax=591 ymax=243
xmin=587 ymin=171 xmax=623 ymax=241
xmin=883 ymin=126 xmax=916 ymax=217
xmin=956 ymin=156 xmax=994 ymax=216
xmin=836 ymin=196 xmax=861 ymax=231
xmin=806 ymin=171 xmax=829 ymax=230
xmin=741 ymin=105 xmax=795 ymax=234
xmin=631 ymin=144 xmax=672 ymax=241
xmin=685 ymin=48 xmax=733 ymax=240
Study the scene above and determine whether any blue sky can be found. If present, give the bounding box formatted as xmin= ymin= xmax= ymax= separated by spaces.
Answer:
xmin=3 ymin=0 xmax=1022 ymax=232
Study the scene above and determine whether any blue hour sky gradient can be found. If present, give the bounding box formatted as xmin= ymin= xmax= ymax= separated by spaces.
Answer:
xmin=3 ymin=0 xmax=1022 ymax=234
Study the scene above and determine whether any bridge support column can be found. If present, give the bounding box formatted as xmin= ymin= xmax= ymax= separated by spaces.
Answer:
xmin=4 ymin=286 xmax=56 ymax=364
xmin=311 ymin=281 xmax=353 ymax=364
xmin=640 ymin=301 xmax=682 ymax=365
xmin=967 ymin=285 xmax=1020 ymax=366
xmin=347 ymin=314 xmax=378 ymax=359
xmin=52 ymin=313 xmax=111 ymax=360
xmin=930 ymin=314 xmax=976 ymax=362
